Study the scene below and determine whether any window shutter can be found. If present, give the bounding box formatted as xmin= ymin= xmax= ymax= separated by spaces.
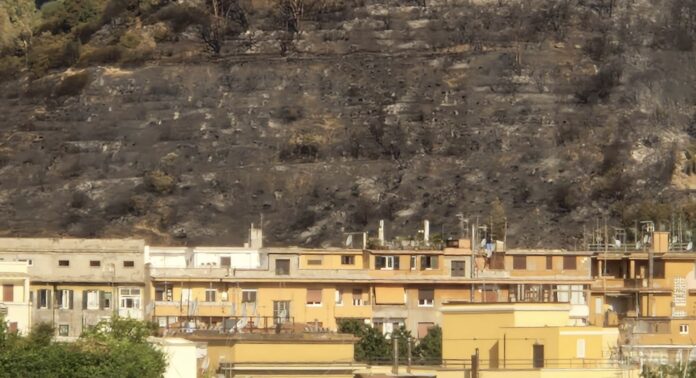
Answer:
xmin=375 ymin=257 xmax=384 ymax=269
xmin=432 ymin=256 xmax=439 ymax=269
xmin=55 ymin=290 xmax=61 ymax=309
xmin=393 ymin=256 xmax=400 ymax=270
xmin=36 ymin=291 xmax=40 ymax=309
xmin=82 ymin=291 xmax=88 ymax=310
xmin=47 ymin=291 xmax=52 ymax=309
xmin=100 ymin=291 xmax=105 ymax=309
xmin=420 ymin=256 xmax=427 ymax=270
xmin=69 ymin=290 xmax=74 ymax=309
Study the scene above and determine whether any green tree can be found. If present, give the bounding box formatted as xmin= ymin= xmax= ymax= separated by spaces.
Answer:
xmin=338 ymin=319 xmax=390 ymax=363
xmin=0 ymin=317 xmax=165 ymax=378
xmin=415 ymin=325 xmax=442 ymax=365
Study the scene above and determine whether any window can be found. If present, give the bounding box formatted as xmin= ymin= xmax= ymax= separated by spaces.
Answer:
xmin=275 ymin=259 xmax=290 ymax=275
xmin=563 ymin=256 xmax=576 ymax=270
xmin=420 ymin=255 xmax=439 ymax=270
xmin=307 ymin=257 xmax=323 ymax=266
xmin=681 ymin=324 xmax=689 ymax=335
xmin=546 ymin=256 xmax=553 ymax=270
xmin=37 ymin=289 xmax=51 ymax=309
xmin=451 ymin=261 xmax=466 ymax=277
xmin=576 ymin=339 xmax=586 ymax=358
xmin=341 ymin=255 xmax=355 ymax=265
xmin=103 ymin=292 xmax=112 ymax=309
xmin=335 ymin=289 xmax=343 ymax=305
xmin=220 ymin=256 xmax=231 ymax=267
xmin=120 ymin=296 xmax=141 ymax=309
xmin=375 ymin=256 xmax=398 ymax=270
xmin=90 ymin=260 xmax=100 ymax=267
xmin=84 ymin=290 xmax=100 ymax=310
xmin=155 ymin=286 xmax=173 ymax=302
xmin=653 ymin=259 xmax=665 ymax=279
xmin=55 ymin=289 xmax=73 ymax=309
xmin=306 ymin=288 xmax=322 ymax=306
xmin=352 ymin=289 xmax=364 ymax=306
xmin=410 ymin=256 xmax=417 ymax=270
xmin=123 ymin=260 xmax=135 ymax=268
xmin=17 ymin=259 xmax=32 ymax=266
xmin=2 ymin=284 xmax=13 ymax=302
xmin=513 ymin=256 xmax=527 ymax=270
xmin=241 ymin=290 xmax=257 ymax=303
xmin=490 ymin=253 xmax=505 ymax=270
xmin=418 ymin=289 xmax=434 ymax=307
xmin=273 ymin=300 xmax=290 ymax=324
xmin=58 ymin=260 xmax=69 ymax=267
xmin=205 ymin=289 xmax=216 ymax=302
xmin=119 ymin=288 xmax=141 ymax=309
xmin=58 ymin=324 xmax=69 ymax=337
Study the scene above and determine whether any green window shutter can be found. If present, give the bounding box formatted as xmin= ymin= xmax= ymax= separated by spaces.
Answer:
xmin=82 ymin=291 xmax=88 ymax=310
xmin=99 ymin=291 xmax=105 ymax=310
xmin=393 ymin=256 xmax=400 ymax=270
xmin=69 ymin=290 xmax=74 ymax=309
xmin=420 ymin=256 xmax=427 ymax=270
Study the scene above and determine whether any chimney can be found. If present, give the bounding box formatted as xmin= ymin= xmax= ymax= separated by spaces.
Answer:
xmin=378 ymin=220 xmax=385 ymax=246
xmin=424 ymin=220 xmax=430 ymax=246
xmin=249 ymin=223 xmax=263 ymax=249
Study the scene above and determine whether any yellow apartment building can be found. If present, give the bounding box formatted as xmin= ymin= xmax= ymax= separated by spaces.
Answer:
xmin=588 ymin=230 xmax=696 ymax=363
xmin=188 ymin=332 xmax=361 ymax=377
xmin=440 ymin=302 xmax=633 ymax=378
xmin=148 ymin=240 xmax=597 ymax=341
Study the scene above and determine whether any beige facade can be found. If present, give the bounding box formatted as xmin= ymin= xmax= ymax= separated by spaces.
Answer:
xmin=0 ymin=261 xmax=31 ymax=334
xmin=0 ymin=238 xmax=146 ymax=337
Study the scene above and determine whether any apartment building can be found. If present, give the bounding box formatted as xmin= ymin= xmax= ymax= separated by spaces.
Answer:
xmin=0 ymin=238 xmax=146 ymax=337
xmin=588 ymin=230 xmax=696 ymax=362
xmin=0 ymin=261 xmax=31 ymax=334
xmin=145 ymin=236 xmax=596 ymax=340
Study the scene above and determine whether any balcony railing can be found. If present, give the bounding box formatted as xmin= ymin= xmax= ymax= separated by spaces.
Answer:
xmin=162 ymin=316 xmax=297 ymax=334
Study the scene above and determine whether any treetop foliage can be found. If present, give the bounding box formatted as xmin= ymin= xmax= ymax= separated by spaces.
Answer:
xmin=0 ymin=316 xmax=166 ymax=378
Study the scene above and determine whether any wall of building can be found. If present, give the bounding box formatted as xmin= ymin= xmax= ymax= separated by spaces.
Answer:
xmin=30 ymin=283 xmax=142 ymax=336
xmin=298 ymin=253 xmax=364 ymax=270
xmin=190 ymin=247 xmax=260 ymax=268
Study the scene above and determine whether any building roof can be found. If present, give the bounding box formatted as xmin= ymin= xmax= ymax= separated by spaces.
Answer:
xmin=263 ymin=247 xmax=363 ymax=255
xmin=0 ymin=238 xmax=144 ymax=253
xmin=506 ymin=249 xmax=592 ymax=256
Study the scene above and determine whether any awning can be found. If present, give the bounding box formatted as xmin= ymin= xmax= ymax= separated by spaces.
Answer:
xmin=375 ymin=287 xmax=405 ymax=305
xmin=306 ymin=289 xmax=322 ymax=303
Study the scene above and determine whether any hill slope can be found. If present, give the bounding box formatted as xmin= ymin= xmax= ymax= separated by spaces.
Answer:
xmin=1 ymin=0 xmax=695 ymax=247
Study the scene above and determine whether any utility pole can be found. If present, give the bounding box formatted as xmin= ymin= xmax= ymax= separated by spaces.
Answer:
xmin=392 ymin=335 xmax=399 ymax=374
xmin=407 ymin=337 xmax=412 ymax=373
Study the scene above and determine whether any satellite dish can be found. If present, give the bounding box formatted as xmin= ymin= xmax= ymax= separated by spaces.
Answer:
xmin=614 ymin=239 xmax=621 ymax=248
xmin=687 ymin=242 xmax=693 ymax=251
xmin=345 ymin=234 xmax=353 ymax=247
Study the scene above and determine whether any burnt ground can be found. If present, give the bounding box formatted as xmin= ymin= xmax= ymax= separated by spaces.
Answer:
xmin=1 ymin=0 xmax=696 ymax=248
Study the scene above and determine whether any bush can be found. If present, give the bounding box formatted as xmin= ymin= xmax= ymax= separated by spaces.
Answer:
xmin=78 ymin=45 xmax=123 ymax=66
xmin=55 ymin=70 xmax=91 ymax=97
xmin=27 ymin=34 xmax=74 ymax=77
xmin=0 ymin=56 xmax=23 ymax=82
xmin=144 ymin=170 xmax=175 ymax=194
xmin=151 ymin=3 xmax=207 ymax=33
